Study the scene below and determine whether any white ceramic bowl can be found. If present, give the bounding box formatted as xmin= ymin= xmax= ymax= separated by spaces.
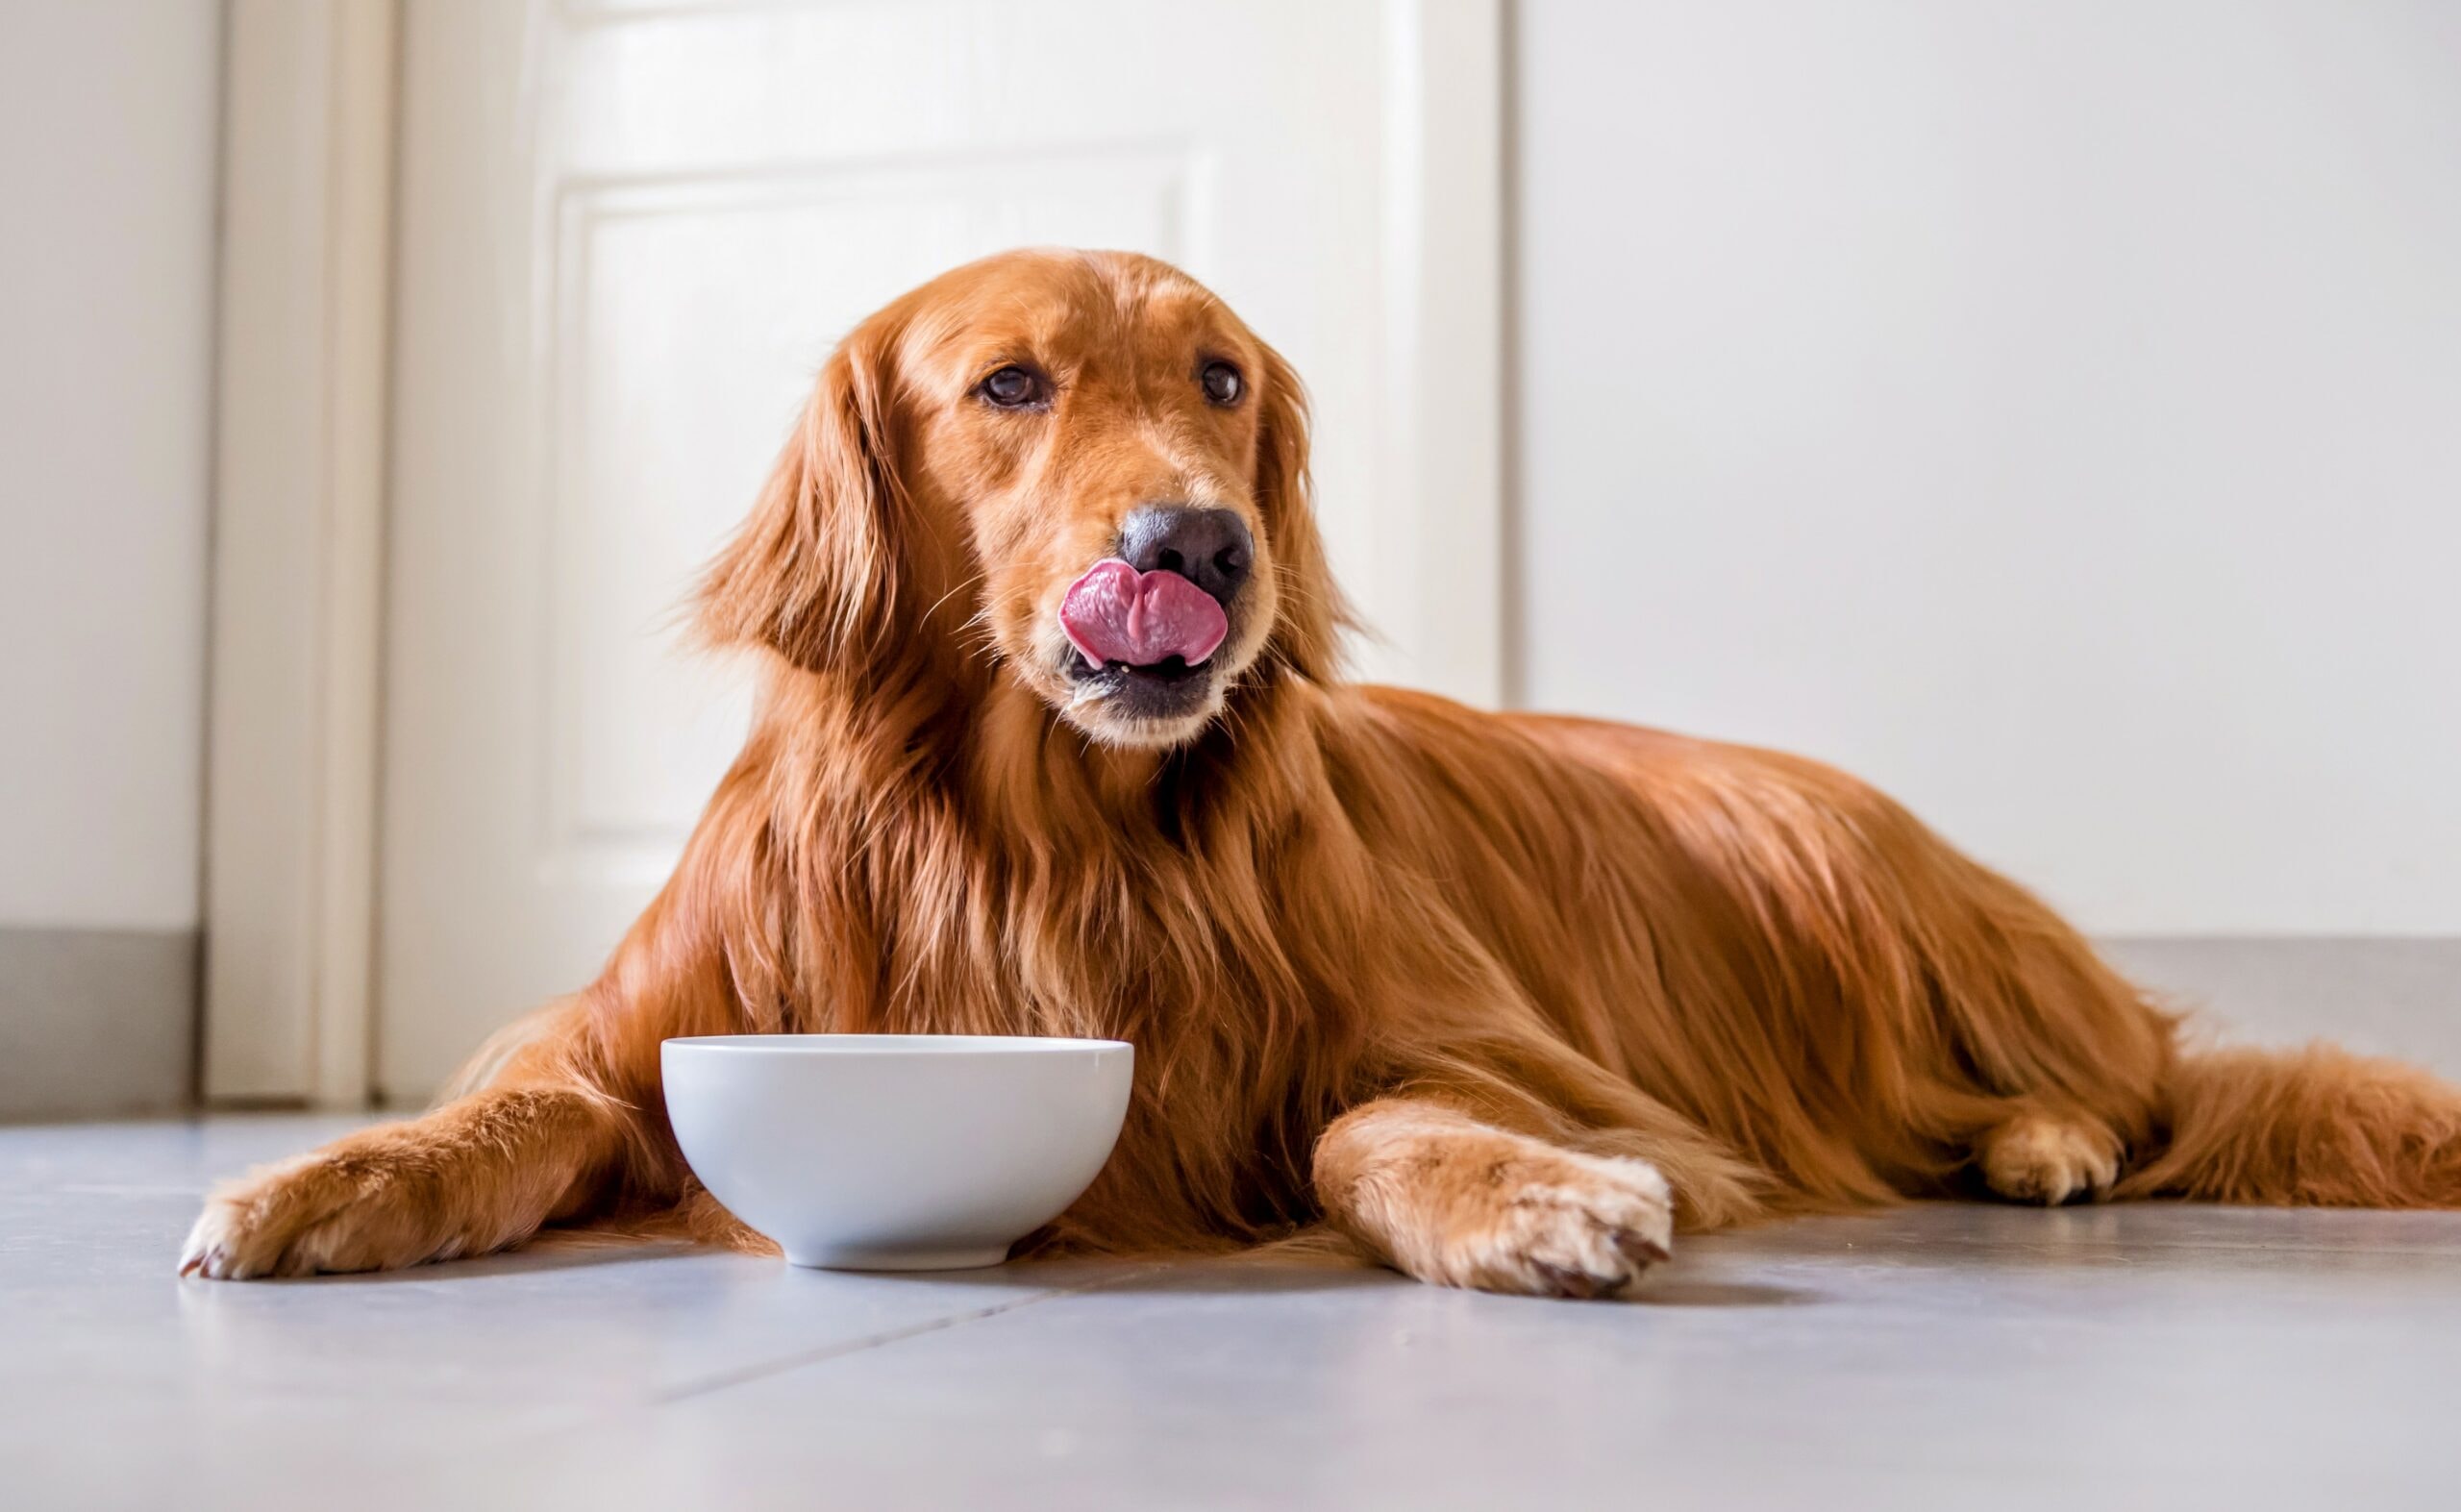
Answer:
xmin=660 ymin=1034 xmax=1133 ymax=1271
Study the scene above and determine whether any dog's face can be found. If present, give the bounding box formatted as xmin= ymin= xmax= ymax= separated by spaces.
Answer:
xmin=705 ymin=250 xmax=1339 ymax=750
xmin=904 ymin=255 xmax=1291 ymax=746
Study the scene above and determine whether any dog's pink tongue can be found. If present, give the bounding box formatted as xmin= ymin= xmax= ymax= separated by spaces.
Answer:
xmin=1059 ymin=559 xmax=1229 ymax=668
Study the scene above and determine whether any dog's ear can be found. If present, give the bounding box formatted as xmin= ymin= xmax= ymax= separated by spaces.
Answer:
xmin=699 ymin=322 xmax=908 ymax=674
xmin=1252 ymin=341 xmax=1352 ymax=682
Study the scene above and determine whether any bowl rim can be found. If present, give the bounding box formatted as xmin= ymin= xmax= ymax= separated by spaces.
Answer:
xmin=662 ymin=1033 xmax=1131 ymax=1055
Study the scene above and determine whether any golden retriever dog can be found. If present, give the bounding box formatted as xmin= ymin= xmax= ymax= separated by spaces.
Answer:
xmin=184 ymin=249 xmax=2461 ymax=1295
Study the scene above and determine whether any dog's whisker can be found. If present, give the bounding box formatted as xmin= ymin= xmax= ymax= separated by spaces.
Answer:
xmin=918 ymin=571 xmax=988 ymax=631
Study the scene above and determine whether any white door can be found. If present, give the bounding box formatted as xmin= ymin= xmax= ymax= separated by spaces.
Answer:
xmin=377 ymin=0 xmax=1499 ymax=1099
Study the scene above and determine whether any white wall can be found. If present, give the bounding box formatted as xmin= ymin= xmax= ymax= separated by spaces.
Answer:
xmin=0 ymin=0 xmax=220 ymax=932
xmin=1515 ymin=0 xmax=2461 ymax=936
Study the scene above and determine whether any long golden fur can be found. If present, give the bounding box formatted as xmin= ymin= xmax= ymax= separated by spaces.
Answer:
xmin=184 ymin=250 xmax=2461 ymax=1295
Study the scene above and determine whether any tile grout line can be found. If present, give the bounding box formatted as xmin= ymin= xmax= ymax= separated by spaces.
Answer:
xmin=644 ymin=1260 xmax=1180 ymax=1408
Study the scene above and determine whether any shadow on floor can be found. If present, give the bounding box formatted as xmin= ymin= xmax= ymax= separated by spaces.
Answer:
xmin=198 ymin=1223 xmax=1824 ymax=1306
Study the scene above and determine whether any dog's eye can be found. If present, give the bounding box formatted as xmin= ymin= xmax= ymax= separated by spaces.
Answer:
xmin=1200 ymin=360 xmax=1243 ymax=407
xmin=979 ymin=365 xmax=1047 ymax=409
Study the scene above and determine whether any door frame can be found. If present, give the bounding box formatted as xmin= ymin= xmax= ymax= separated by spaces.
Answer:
xmin=203 ymin=0 xmax=398 ymax=1106
xmin=202 ymin=0 xmax=1504 ymax=1106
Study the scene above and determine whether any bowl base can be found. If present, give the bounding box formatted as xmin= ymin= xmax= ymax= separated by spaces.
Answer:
xmin=785 ymin=1243 xmax=1012 ymax=1272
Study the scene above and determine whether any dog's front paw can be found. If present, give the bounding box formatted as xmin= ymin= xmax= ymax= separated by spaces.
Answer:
xmin=1441 ymin=1148 xmax=1675 ymax=1299
xmin=1348 ymin=1136 xmax=1675 ymax=1299
xmin=180 ymin=1153 xmax=440 ymax=1280
xmin=1318 ymin=1103 xmax=1682 ymax=1300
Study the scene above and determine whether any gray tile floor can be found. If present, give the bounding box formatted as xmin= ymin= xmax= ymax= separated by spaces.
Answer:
xmin=7 ymin=1114 xmax=2459 ymax=1511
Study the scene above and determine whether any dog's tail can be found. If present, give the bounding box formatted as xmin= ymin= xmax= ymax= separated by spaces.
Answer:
xmin=2116 ymin=1043 xmax=2461 ymax=1207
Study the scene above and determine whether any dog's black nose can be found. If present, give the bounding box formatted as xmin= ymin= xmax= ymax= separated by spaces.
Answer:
xmin=1117 ymin=505 xmax=1253 ymax=605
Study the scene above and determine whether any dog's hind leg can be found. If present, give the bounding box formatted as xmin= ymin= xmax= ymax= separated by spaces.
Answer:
xmin=1972 ymin=1100 xmax=2125 ymax=1205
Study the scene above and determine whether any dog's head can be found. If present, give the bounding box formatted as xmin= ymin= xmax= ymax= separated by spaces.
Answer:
xmin=702 ymin=249 xmax=1343 ymax=748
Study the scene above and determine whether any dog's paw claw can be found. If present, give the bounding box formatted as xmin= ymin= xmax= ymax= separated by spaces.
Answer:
xmin=1613 ymin=1228 xmax=1672 ymax=1269
xmin=1529 ymin=1258 xmax=1616 ymax=1300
